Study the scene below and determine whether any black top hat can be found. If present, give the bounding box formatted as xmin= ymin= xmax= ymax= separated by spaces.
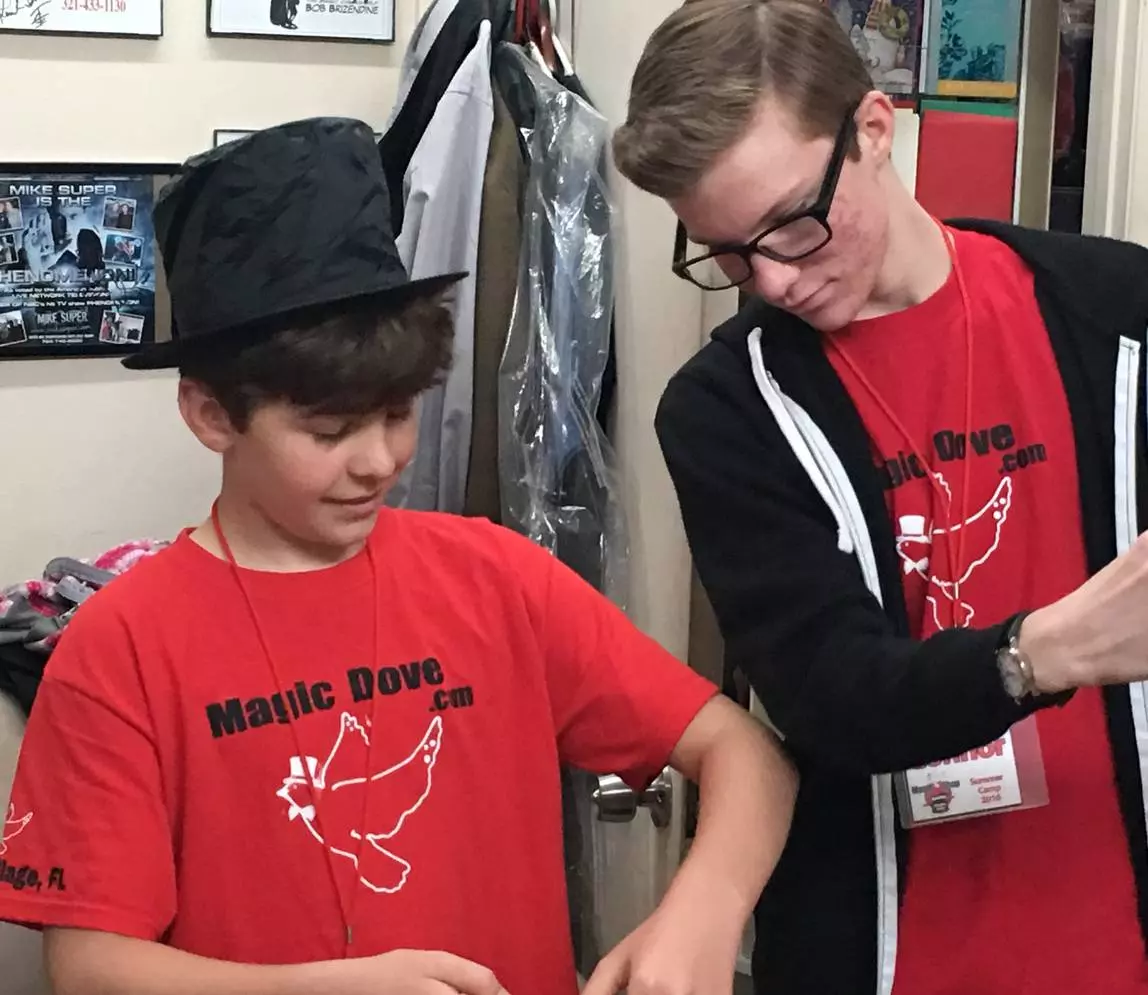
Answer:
xmin=123 ymin=116 xmax=464 ymax=371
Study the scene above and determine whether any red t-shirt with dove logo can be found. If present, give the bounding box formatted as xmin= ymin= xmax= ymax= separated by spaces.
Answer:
xmin=0 ymin=511 xmax=715 ymax=994
xmin=827 ymin=228 xmax=1148 ymax=994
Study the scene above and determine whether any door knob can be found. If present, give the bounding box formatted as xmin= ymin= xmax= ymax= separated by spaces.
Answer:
xmin=591 ymin=767 xmax=674 ymax=829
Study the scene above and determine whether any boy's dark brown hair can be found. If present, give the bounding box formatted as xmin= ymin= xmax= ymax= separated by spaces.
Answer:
xmin=178 ymin=294 xmax=454 ymax=430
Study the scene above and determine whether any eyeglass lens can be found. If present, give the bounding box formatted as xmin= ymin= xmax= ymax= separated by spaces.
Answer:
xmin=686 ymin=215 xmax=832 ymax=289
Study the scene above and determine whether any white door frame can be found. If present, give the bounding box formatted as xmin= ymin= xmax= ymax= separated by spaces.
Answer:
xmin=1082 ymin=0 xmax=1143 ymax=240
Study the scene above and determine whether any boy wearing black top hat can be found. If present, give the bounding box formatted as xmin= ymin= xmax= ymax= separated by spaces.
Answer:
xmin=0 ymin=119 xmax=796 ymax=995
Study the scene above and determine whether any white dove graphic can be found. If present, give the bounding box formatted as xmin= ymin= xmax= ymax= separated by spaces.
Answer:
xmin=896 ymin=473 xmax=1014 ymax=629
xmin=276 ymin=713 xmax=443 ymax=893
xmin=1 ymin=804 xmax=32 ymax=856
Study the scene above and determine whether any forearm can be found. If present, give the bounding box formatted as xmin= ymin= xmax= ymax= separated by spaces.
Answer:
xmin=668 ymin=708 xmax=797 ymax=923
xmin=45 ymin=929 xmax=335 ymax=995
xmin=738 ymin=621 xmax=1066 ymax=775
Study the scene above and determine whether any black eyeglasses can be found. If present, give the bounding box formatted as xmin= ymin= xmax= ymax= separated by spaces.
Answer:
xmin=672 ymin=106 xmax=859 ymax=292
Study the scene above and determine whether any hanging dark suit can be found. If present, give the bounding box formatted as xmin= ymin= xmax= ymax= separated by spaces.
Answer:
xmin=464 ymin=85 xmax=523 ymax=522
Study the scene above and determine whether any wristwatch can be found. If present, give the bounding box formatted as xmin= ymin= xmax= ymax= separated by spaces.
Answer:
xmin=997 ymin=611 xmax=1037 ymax=702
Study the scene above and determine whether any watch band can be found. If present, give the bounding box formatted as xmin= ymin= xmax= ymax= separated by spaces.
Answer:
xmin=997 ymin=610 xmax=1036 ymax=703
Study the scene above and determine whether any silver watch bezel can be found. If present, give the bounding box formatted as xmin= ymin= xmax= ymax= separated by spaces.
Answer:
xmin=998 ymin=639 xmax=1036 ymax=702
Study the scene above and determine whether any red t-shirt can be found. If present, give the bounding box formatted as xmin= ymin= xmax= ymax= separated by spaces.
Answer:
xmin=0 ymin=510 xmax=715 ymax=993
xmin=827 ymin=228 xmax=1148 ymax=994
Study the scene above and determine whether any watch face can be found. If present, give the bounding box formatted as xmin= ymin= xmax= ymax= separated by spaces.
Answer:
xmin=998 ymin=648 xmax=1026 ymax=699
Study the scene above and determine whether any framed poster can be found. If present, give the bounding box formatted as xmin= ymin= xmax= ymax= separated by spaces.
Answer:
xmin=924 ymin=0 xmax=1023 ymax=99
xmin=0 ymin=164 xmax=178 ymax=360
xmin=0 ymin=0 xmax=162 ymax=38
xmin=207 ymin=0 xmax=395 ymax=43
xmin=823 ymin=0 xmax=923 ymax=96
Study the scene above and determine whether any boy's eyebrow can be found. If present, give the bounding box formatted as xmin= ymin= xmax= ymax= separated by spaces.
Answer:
xmin=687 ymin=183 xmax=815 ymax=248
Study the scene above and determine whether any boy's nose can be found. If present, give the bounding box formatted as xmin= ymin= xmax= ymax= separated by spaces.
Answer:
xmin=350 ymin=424 xmax=399 ymax=479
xmin=750 ymin=255 xmax=802 ymax=306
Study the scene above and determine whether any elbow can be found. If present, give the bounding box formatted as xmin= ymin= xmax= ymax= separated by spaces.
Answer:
xmin=730 ymin=713 xmax=800 ymax=807
xmin=694 ymin=697 xmax=801 ymax=807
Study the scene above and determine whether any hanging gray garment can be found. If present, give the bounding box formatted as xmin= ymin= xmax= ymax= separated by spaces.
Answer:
xmin=384 ymin=17 xmax=495 ymax=513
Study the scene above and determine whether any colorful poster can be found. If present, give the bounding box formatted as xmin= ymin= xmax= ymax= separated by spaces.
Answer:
xmin=0 ymin=0 xmax=162 ymax=37
xmin=208 ymin=0 xmax=395 ymax=42
xmin=925 ymin=0 xmax=1024 ymax=99
xmin=824 ymin=0 xmax=923 ymax=96
xmin=0 ymin=172 xmax=161 ymax=358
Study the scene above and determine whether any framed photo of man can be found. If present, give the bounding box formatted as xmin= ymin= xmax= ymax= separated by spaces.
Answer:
xmin=0 ymin=0 xmax=163 ymax=37
xmin=207 ymin=0 xmax=395 ymax=43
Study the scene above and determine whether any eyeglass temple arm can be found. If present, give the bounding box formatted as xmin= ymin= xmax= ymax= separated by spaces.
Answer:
xmin=673 ymin=221 xmax=689 ymax=270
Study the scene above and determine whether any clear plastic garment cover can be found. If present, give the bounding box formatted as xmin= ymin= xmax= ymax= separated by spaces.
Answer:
xmin=495 ymin=43 xmax=629 ymax=611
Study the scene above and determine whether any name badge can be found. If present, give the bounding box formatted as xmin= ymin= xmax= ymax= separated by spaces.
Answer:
xmin=894 ymin=714 xmax=1049 ymax=829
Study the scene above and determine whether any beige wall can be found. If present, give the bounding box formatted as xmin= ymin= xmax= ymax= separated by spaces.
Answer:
xmin=0 ymin=1 xmax=422 ymax=581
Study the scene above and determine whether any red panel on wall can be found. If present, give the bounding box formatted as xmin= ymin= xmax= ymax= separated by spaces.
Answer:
xmin=915 ymin=110 xmax=1018 ymax=221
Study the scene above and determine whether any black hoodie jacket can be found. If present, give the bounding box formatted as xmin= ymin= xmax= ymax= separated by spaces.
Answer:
xmin=656 ymin=220 xmax=1148 ymax=995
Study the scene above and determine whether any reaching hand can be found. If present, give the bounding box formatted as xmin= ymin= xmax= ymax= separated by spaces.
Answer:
xmin=581 ymin=890 xmax=744 ymax=995
xmin=1025 ymin=531 xmax=1148 ymax=693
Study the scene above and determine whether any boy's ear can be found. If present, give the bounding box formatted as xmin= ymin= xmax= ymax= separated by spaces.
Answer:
xmin=178 ymin=377 xmax=240 ymax=453
xmin=856 ymin=89 xmax=896 ymax=167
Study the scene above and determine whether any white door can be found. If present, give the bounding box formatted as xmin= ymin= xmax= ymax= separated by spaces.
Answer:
xmin=1083 ymin=0 xmax=1147 ymax=243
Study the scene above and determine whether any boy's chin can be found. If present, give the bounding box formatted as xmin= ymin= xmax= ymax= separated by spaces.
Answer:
xmin=317 ymin=506 xmax=381 ymax=542
xmin=279 ymin=515 xmax=378 ymax=569
xmin=271 ymin=505 xmax=382 ymax=563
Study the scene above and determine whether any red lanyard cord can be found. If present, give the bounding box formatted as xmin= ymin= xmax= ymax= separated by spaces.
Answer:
xmin=210 ymin=500 xmax=377 ymax=950
xmin=827 ymin=221 xmax=975 ymax=628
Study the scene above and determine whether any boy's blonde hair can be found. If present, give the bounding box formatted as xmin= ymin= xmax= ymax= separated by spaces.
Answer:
xmin=613 ymin=0 xmax=873 ymax=199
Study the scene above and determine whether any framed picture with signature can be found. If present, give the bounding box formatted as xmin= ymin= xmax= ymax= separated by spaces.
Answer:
xmin=0 ymin=0 xmax=163 ymax=38
xmin=208 ymin=0 xmax=394 ymax=43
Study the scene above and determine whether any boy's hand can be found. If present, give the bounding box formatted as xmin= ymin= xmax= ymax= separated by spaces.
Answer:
xmin=44 ymin=928 xmax=512 ymax=995
xmin=326 ymin=949 xmax=512 ymax=995
xmin=581 ymin=881 xmax=744 ymax=995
